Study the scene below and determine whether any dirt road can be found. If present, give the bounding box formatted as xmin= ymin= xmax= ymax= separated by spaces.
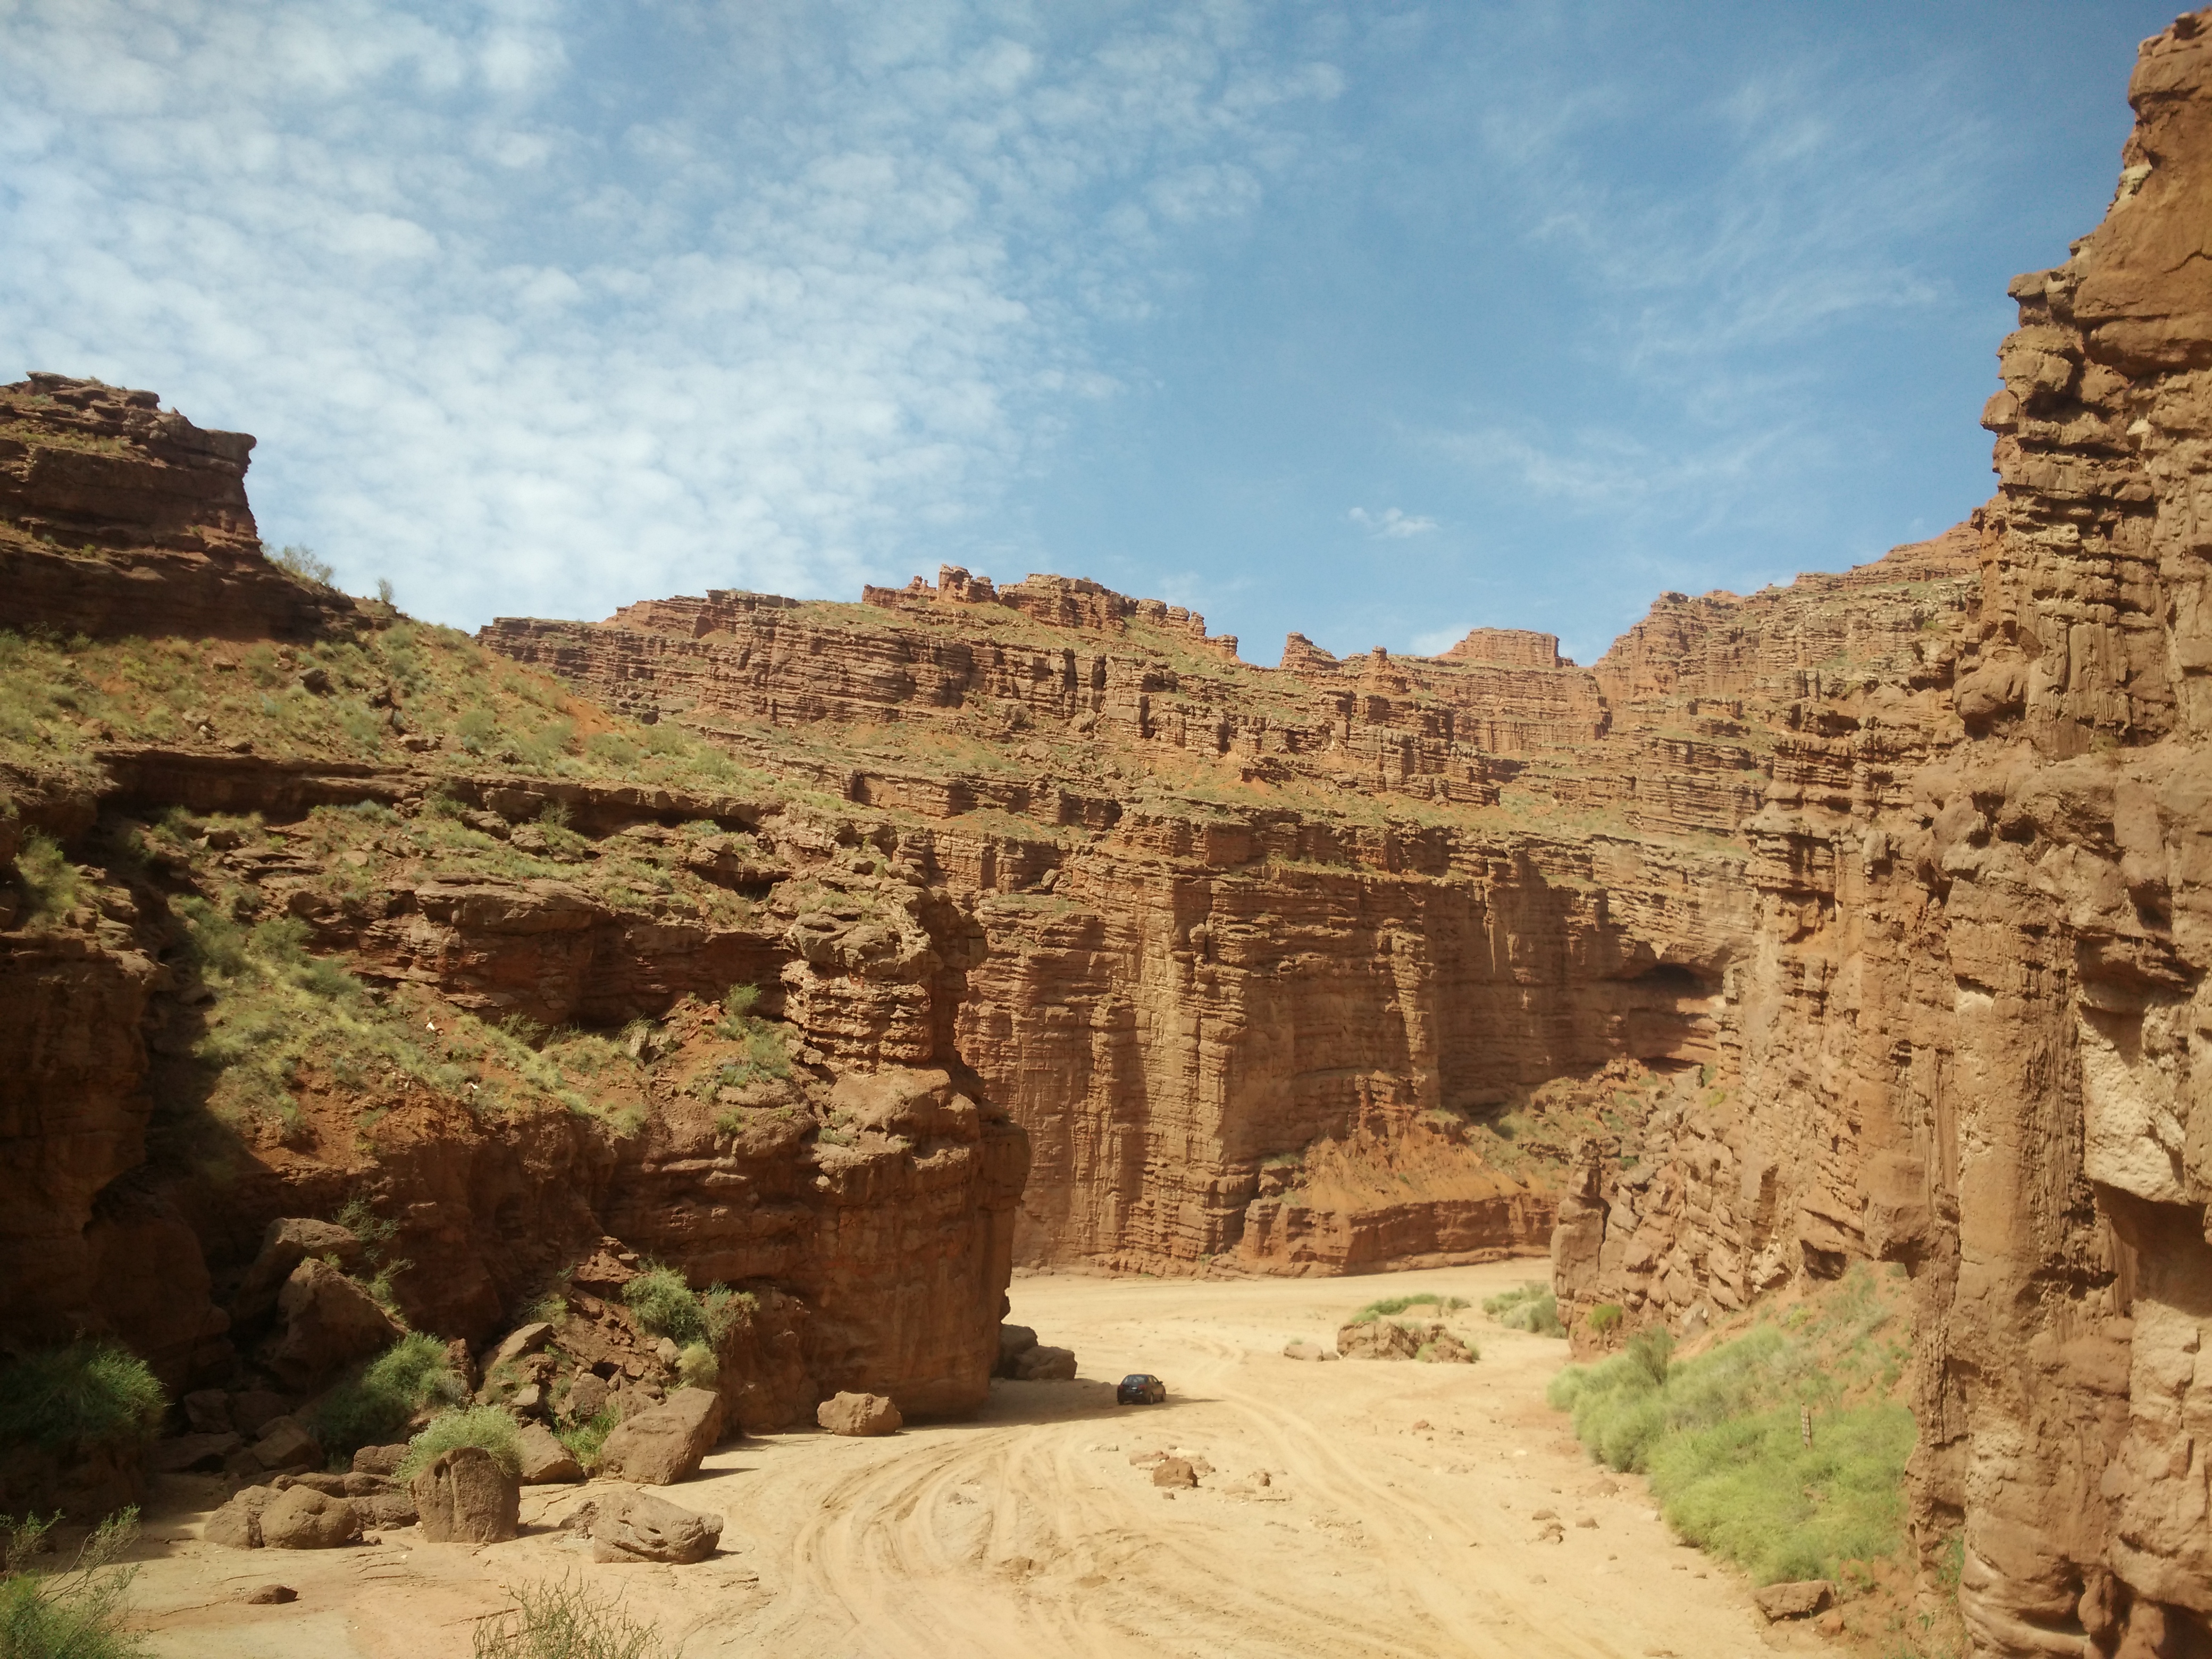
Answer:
xmin=128 ymin=1260 xmax=1791 ymax=1657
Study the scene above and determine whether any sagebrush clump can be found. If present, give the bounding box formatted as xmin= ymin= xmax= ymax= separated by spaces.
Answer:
xmin=0 ymin=1509 xmax=146 ymax=1659
xmin=0 ymin=1345 xmax=165 ymax=1459
xmin=1547 ymin=1270 xmax=1915 ymax=1586
xmin=396 ymin=1406 xmax=523 ymax=1482
xmin=472 ymin=1573 xmax=675 ymax=1659
xmin=313 ymin=1333 xmax=464 ymax=1453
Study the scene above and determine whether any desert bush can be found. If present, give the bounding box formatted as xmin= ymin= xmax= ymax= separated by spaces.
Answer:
xmin=1347 ymin=1292 xmax=1469 ymax=1325
xmin=0 ymin=1509 xmax=146 ymax=1659
xmin=553 ymin=1407 xmax=620 ymax=1474
xmin=0 ymin=1346 xmax=165 ymax=1456
xmin=396 ymin=1406 xmax=522 ymax=1482
xmin=675 ymin=1343 xmax=718 ymax=1390
xmin=621 ymin=1267 xmax=747 ymax=1352
xmin=1549 ymin=1277 xmax=1916 ymax=1585
xmin=313 ymin=1334 xmax=463 ymax=1453
xmin=267 ymin=543 xmax=334 ymax=586
xmin=1586 ymin=1302 xmax=1623 ymax=1335
xmin=471 ymin=1572 xmax=675 ymax=1659
xmin=1483 ymin=1281 xmax=1565 ymax=1337
xmin=13 ymin=832 xmax=81 ymax=926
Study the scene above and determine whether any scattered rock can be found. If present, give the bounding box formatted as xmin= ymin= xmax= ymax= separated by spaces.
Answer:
xmin=1336 ymin=1320 xmax=1421 ymax=1360
xmin=993 ymin=1323 xmax=1039 ymax=1378
xmin=204 ymin=1486 xmax=275 ymax=1549
xmin=238 ymin=1584 xmax=297 ymax=1605
xmin=182 ymin=1389 xmax=234 ymax=1436
xmin=1127 ymin=1449 xmax=1166 ymax=1466
xmin=1012 ymin=1344 xmax=1076 ymax=1381
xmin=259 ymin=1486 xmax=361 ymax=1549
xmin=351 ymin=1444 xmax=407 ymax=1477
xmin=149 ymin=1432 xmax=239 ymax=1473
xmin=261 ymin=1259 xmax=400 ymax=1391
xmin=249 ymin=1418 xmax=322 ymax=1474
xmin=1753 ymin=1580 xmax=1834 ymax=1622
xmin=596 ymin=1386 xmax=722 ymax=1486
xmin=563 ymin=1371 xmax=611 ymax=1425
xmin=483 ymin=1321 xmax=555 ymax=1377
xmin=412 ymin=1445 xmax=521 ymax=1544
xmin=816 ymin=1392 xmax=902 ymax=1437
xmin=1575 ymin=1515 xmax=1598 ymax=1529
xmin=1416 ymin=1330 xmax=1476 ymax=1364
xmin=1281 ymin=1340 xmax=1332 ymax=1362
xmin=581 ymin=1487 xmax=724 ymax=1564
xmin=516 ymin=1422 xmax=584 ymax=1484
xmin=1151 ymin=1459 xmax=1198 ymax=1489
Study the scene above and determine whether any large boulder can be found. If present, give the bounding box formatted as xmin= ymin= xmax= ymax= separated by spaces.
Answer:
xmin=582 ymin=1487 xmax=724 ymax=1564
xmin=1013 ymin=1344 xmax=1076 ymax=1381
xmin=231 ymin=1218 xmax=363 ymax=1325
xmin=149 ymin=1432 xmax=240 ymax=1473
xmin=596 ymin=1387 xmax=722 ymax=1486
xmin=412 ymin=1445 xmax=520 ymax=1544
xmin=259 ymin=1486 xmax=360 ymax=1549
xmin=816 ymin=1392 xmax=902 ymax=1437
xmin=204 ymin=1485 xmax=275 ymax=1548
xmin=261 ymin=1260 xmax=399 ymax=1390
xmin=993 ymin=1324 xmax=1038 ymax=1378
xmin=481 ymin=1322 xmax=554 ymax=1379
xmin=1336 ymin=1320 xmax=1423 ymax=1360
xmin=248 ymin=1417 xmax=322 ymax=1473
xmin=516 ymin=1422 xmax=583 ymax=1484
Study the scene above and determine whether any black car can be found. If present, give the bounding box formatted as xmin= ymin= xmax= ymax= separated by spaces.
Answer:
xmin=1117 ymin=1373 xmax=1167 ymax=1405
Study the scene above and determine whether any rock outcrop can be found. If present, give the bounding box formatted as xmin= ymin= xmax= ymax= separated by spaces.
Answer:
xmin=0 ymin=374 xmax=356 ymax=642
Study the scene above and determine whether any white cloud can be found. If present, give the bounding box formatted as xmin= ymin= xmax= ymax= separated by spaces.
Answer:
xmin=1348 ymin=506 xmax=1438 ymax=539
xmin=0 ymin=0 xmax=1336 ymax=628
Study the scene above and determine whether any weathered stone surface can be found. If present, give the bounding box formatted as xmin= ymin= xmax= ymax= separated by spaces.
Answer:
xmin=258 ymin=1486 xmax=359 ymax=1550
xmin=581 ymin=1486 xmax=724 ymax=1564
xmin=596 ymin=1386 xmax=722 ymax=1486
xmin=1151 ymin=1458 xmax=1197 ymax=1489
xmin=1753 ymin=1580 xmax=1833 ymax=1622
xmin=261 ymin=1260 xmax=398 ymax=1391
xmin=0 ymin=375 xmax=356 ymax=643
xmin=815 ymin=1391 xmax=902 ymax=1436
xmin=514 ymin=1421 xmax=582 ymax=1484
xmin=248 ymin=1418 xmax=321 ymax=1474
xmin=1336 ymin=1321 xmax=1423 ymax=1361
xmin=411 ymin=1445 xmax=520 ymax=1544
xmin=204 ymin=1485 xmax=274 ymax=1549
xmin=1010 ymin=1344 xmax=1076 ymax=1381
xmin=149 ymin=1432 xmax=239 ymax=1473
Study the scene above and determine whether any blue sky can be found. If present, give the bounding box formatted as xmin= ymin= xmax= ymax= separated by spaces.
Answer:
xmin=0 ymin=1 xmax=2179 ymax=665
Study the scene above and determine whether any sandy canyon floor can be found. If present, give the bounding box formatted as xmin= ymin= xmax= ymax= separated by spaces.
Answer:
xmin=122 ymin=1260 xmax=1808 ymax=1658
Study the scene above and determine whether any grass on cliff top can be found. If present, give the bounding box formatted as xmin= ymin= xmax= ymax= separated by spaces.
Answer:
xmin=1347 ymin=1292 xmax=1468 ymax=1324
xmin=0 ymin=619 xmax=785 ymax=807
xmin=1548 ymin=1266 xmax=1914 ymax=1586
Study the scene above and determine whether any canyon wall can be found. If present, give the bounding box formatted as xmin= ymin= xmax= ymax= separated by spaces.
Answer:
xmin=6 ymin=12 xmax=2211 ymax=1650
xmin=473 ymin=16 xmax=2212 ymax=1650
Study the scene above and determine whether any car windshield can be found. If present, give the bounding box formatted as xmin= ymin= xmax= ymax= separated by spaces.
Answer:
xmin=1121 ymin=1375 xmax=1150 ymax=1385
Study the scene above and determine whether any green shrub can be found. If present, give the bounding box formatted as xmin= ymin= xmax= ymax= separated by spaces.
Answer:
xmin=472 ymin=1572 xmax=675 ymax=1659
xmin=1586 ymin=1302 xmax=1623 ymax=1335
xmin=0 ymin=1509 xmax=146 ymax=1659
xmin=313 ymin=1334 xmax=463 ymax=1453
xmin=396 ymin=1406 xmax=522 ymax=1482
xmin=621 ymin=1265 xmax=748 ymax=1350
xmin=1549 ymin=1294 xmax=1917 ymax=1585
xmin=1629 ymin=1326 xmax=1675 ymax=1386
xmin=457 ymin=706 xmax=499 ymax=753
xmin=14 ymin=831 xmax=81 ymax=926
xmin=1484 ymin=1281 xmax=1566 ymax=1337
xmin=675 ymin=1343 xmax=718 ymax=1390
xmin=1347 ymin=1293 xmax=1469 ymax=1325
xmin=553 ymin=1408 xmax=619 ymax=1474
xmin=0 ymin=1346 xmax=165 ymax=1456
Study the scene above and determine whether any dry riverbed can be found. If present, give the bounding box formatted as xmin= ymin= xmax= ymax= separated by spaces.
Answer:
xmin=123 ymin=1260 xmax=1815 ymax=1657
